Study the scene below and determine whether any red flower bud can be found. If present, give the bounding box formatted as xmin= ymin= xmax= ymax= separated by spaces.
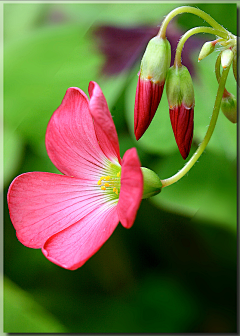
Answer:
xmin=169 ymin=105 xmax=194 ymax=160
xmin=134 ymin=36 xmax=171 ymax=140
xmin=134 ymin=76 xmax=164 ymax=140
xmin=166 ymin=65 xmax=195 ymax=159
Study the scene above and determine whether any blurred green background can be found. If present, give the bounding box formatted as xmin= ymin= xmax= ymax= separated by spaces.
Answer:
xmin=3 ymin=2 xmax=237 ymax=333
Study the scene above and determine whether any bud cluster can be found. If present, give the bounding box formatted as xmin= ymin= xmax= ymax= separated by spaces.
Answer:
xmin=134 ymin=34 xmax=195 ymax=159
xmin=133 ymin=17 xmax=237 ymax=162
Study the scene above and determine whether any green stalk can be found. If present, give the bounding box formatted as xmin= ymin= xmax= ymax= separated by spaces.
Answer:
xmin=158 ymin=6 xmax=229 ymax=39
xmin=161 ymin=64 xmax=231 ymax=188
xmin=174 ymin=26 xmax=228 ymax=67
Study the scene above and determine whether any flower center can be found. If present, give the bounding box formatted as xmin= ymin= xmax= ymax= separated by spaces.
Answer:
xmin=97 ymin=170 xmax=121 ymax=197
xmin=97 ymin=163 xmax=121 ymax=199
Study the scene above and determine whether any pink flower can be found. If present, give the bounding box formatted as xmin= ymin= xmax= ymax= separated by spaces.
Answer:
xmin=7 ymin=81 xmax=143 ymax=270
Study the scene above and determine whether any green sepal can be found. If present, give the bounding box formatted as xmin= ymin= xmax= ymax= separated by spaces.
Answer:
xmin=141 ymin=167 xmax=162 ymax=199
xmin=140 ymin=36 xmax=171 ymax=84
xmin=166 ymin=65 xmax=195 ymax=108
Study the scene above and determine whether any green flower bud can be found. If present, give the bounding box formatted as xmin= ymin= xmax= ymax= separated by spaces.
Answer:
xmin=141 ymin=167 xmax=162 ymax=199
xmin=140 ymin=36 xmax=171 ymax=84
xmin=221 ymin=48 xmax=234 ymax=69
xmin=198 ymin=41 xmax=216 ymax=61
xmin=221 ymin=92 xmax=237 ymax=123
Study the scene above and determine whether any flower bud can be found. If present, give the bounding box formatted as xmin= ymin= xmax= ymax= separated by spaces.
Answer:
xmin=221 ymin=91 xmax=237 ymax=123
xmin=166 ymin=65 xmax=195 ymax=160
xmin=198 ymin=41 xmax=216 ymax=61
xmin=141 ymin=167 xmax=162 ymax=199
xmin=221 ymin=48 xmax=234 ymax=69
xmin=134 ymin=36 xmax=171 ymax=140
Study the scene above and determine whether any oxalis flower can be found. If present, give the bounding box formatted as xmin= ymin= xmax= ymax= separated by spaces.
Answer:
xmin=7 ymin=81 xmax=162 ymax=270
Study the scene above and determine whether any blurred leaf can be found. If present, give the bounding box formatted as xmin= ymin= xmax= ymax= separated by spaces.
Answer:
xmin=4 ymin=3 xmax=48 ymax=42
xmin=56 ymin=3 xmax=176 ymax=26
xmin=150 ymin=150 xmax=237 ymax=231
xmin=3 ymin=126 xmax=24 ymax=187
xmin=4 ymin=276 xmax=67 ymax=333
xmin=177 ymin=3 xmax=237 ymax=36
xmin=73 ymin=274 xmax=200 ymax=333
xmin=4 ymin=23 xmax=103 ymax=148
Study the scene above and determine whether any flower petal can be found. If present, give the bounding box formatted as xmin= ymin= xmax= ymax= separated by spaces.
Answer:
xmin=7 ymin=172 xmax=107 ymax=248
xmin=46 ymin=87 xmax=106 ymax=180
xmin=88 ymin=81 xmax=121 ymax=163
xmin=117 ymin=148 xmax=143 ymax=229
xmin=42 ymin=202 xmax=119 ymax=270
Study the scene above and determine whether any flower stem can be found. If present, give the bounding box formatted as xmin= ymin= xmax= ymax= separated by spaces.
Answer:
xmin=174 ymin=26 xmax=229 ymax=67
xmin=158 ymin=6 xmax=228 ymax=39
xmin=161 ymin=64 xmax=231 ymax=188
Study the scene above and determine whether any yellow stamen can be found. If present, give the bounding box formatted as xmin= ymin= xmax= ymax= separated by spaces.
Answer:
xmin=97 ymin=180 xmax=102 ymax=185
xmin=105 ymin=176 xmax=110 ymax=181
xmin=115 ymin=189 xmax=118 ymax=195
xmin=101 ymin=186 xmax=106 ymax=191
xmin=105 ymin=183 xmax=110 ymax=187
xmin=113 ymin=187 xmax=116 ymax=192
xmin=117 ymin=172 xmax=121 ymax=177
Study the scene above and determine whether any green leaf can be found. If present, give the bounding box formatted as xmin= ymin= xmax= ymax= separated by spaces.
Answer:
xmin=4 ymin=276 xmax=67 ymax=333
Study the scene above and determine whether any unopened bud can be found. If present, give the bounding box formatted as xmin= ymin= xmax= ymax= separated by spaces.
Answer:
xmin=166 ymin=65 xmax=195 ymax=159
xmin=198 ymin=41 xmax=216 ymax=61
xmin=221 ymin=92 xmax=237 ymax=123
xmin=141 ymin=167 xmax=162 ymax=199
xmin=221 ymin=48 xmax=234 ymax=69
xmin=134 ymin=36 xmax=171 ymax=140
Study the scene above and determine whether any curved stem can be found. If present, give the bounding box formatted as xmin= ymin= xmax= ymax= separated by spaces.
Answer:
xmin=158 ymin=6 xmax=228 ymax=39
xmin=174 ymin=26 xmax=229 ymax=67
xmin=161 ymin=64 xmax=231 ymax=188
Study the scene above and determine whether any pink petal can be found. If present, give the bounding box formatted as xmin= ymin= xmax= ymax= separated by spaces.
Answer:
xmin=117 ymin=148 xmax=143 ymax=229
xmin=7 ymin=172 xmax=107 ymax=248
xmin=88 ymin=81 xmax=121 ymax=163
xmin=42 ymin=202 xmax=119 ymax=270
xmin=46 ymin=87 xmax=106 ymax=180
